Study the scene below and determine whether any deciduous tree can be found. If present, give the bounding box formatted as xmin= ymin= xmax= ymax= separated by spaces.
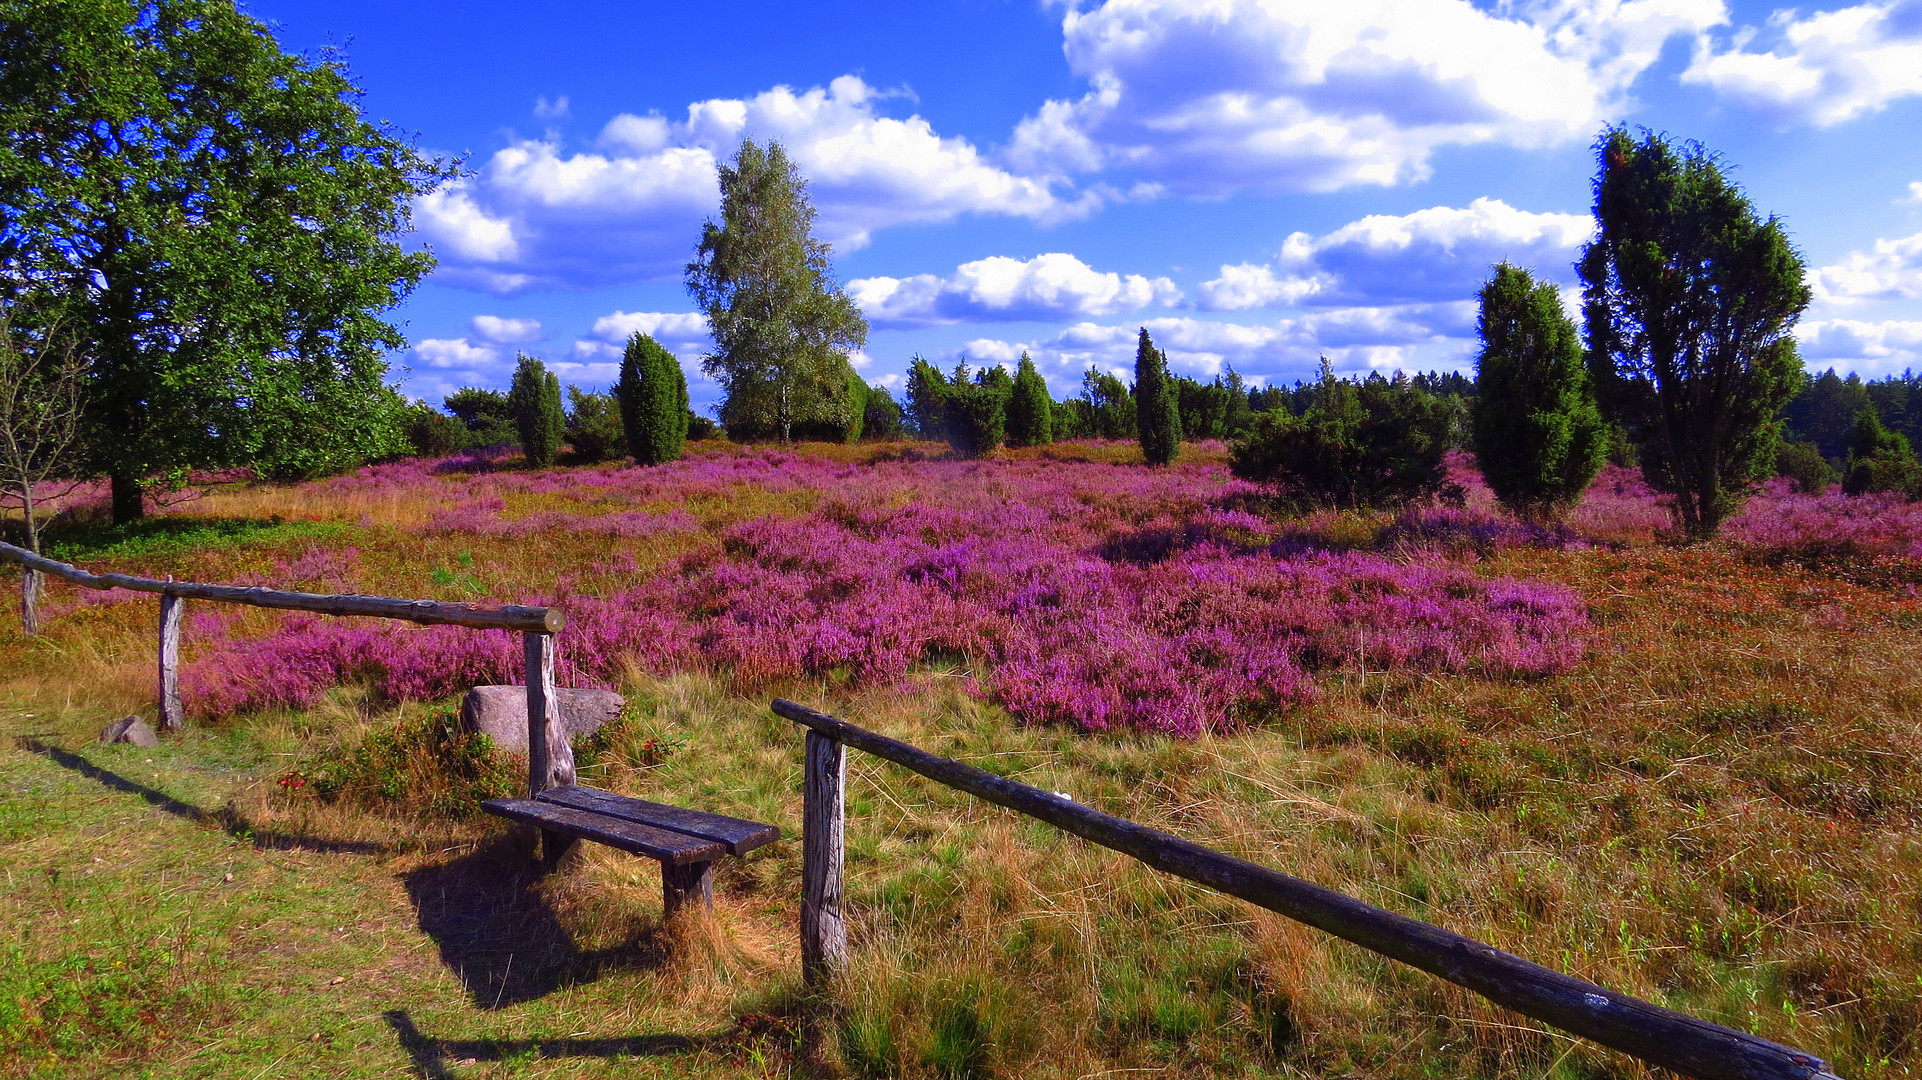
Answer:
xmin=0 ymin=302 xmax=85 ymax=632
xmin=1580 ymin=128 xmax=1810 ymax=538
xmin=686 ymin=140 xmax=866 ymax=442
xmin=0 ymin=0 xmax=446 ymax=521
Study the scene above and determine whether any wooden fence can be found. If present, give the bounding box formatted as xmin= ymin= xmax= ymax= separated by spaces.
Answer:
xmin=774 ymin=698 xmax=1842 ymax=1080
xmin=0 ymin=540 xmax=577 ymax=796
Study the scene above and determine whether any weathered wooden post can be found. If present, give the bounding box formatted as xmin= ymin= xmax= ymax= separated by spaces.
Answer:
xmin=523 ymin=630 xmax=575 ymax=866
xmin=662 ymin=862 xmax=715 ymax=918
xmin=21 ymin=567 xmax=40 ymax=635
xmin=157 ymin=589 xmax=183 ymax=731
xmin=801 ymin=729 xmax=848 ymax=986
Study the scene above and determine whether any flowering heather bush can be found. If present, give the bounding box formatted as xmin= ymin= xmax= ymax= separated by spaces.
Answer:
xmin=1723 ymin=477 xmax=1922 ymax=559
xmin=183 ymin=448 xmax=1589 ymax=737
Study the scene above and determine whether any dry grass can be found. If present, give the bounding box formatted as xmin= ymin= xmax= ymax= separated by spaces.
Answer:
xmin=2 ymin=443 xmax=1919 ymax=1079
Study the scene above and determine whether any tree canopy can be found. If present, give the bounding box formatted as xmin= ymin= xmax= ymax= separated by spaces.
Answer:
xmin=1579 ymin=127 xmax=1809 ymax=538
xmin=686 ymin=139 xmax=866 ymax=443
xmin=0 ymin=0 xmax=447 ymax=521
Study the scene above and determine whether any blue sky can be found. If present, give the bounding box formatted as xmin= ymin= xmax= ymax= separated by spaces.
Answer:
xmin=249 ymin=0 xmax=1922 ymax=412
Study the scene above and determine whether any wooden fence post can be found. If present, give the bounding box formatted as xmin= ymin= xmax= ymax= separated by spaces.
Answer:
xmin=524 ymin=631 xmax=576 ymax=866
xmin=801 ymin=730 xmax=848 ymax=987
xmin=21 ymin=567 xmax=40 ymax=636
xmin=157 ymin=590 xmax=183 ymax=732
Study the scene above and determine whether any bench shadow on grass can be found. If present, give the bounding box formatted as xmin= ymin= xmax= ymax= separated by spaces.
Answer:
xmin=18 ymin=738 xmax=390 ymax=855
xmin=384 ymin=1009 xmax=705 ymax=1079
xmin=401 ymin=836 xmax=671 ymax=1010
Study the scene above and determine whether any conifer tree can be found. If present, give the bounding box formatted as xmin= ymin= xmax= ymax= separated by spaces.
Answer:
xmin=508 ymin=354 xmax=564 ymax=467
xmin=616 ymin=333 xmax=688 ymax=465
xmin=1007 ymin=352 xmax=1054 ymax=447
xmin=905 ymin=356 xmax=952 ymax=441
xmin=1472 ymin=263 xmax=1608 ymax=524
xmin=1581 ymin=127 xmax=1810 ymax=538
xmin=1135 ymin=328 xmax=1181 ymax=465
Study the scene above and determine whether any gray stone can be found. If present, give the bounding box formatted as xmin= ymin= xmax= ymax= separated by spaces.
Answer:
xmin=459 ymin=685 xmax=625 ymax=753
xmin=99 ymin=716 xmax=159 ymax=748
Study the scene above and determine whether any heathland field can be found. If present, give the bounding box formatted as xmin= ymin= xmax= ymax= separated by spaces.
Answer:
xmin=3 ymin=439 xmax=1920 ymax=1079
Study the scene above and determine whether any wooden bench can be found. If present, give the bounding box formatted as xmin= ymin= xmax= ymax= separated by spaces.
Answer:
xmin=482 ymin=785 xmax=780 ymax=915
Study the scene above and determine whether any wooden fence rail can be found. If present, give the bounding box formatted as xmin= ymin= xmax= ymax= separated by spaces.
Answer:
xmin=774 ymin=698 xmax=1841 ymax=1080
xmin=0 ymin=539 xmax=571 ymax=804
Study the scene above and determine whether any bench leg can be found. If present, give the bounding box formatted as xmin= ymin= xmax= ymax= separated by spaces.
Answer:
xmin=543 ymin=831 xmax=577 ymax=871
xmin=662 ymin=861 xmax=714 ymax=918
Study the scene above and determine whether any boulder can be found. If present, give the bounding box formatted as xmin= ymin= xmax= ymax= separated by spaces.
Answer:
xmin=99 ymin=716 xmax=159 ymax=748
xmin=459 ymin=685 xmax=625 ymax=753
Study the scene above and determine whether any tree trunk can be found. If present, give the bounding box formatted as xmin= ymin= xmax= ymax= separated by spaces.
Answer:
xmin=110 ymin=471 xmax=143 ymax=524
xmin=19 ymin=479 xmax=39 ymax=634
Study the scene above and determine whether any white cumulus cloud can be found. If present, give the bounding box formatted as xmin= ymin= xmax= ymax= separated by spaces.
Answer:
xmin=418 ymin=76 xmax=1086 ymax=294
xmin=848 ymin=253 xmax=1182 ymax=327
xmin=1799 ymin=318 xmax=1922 ymax=375
xmin=1007 ymin=0 xmax=1726 ymax=196
xmin=469 ymin=315 xmax=544 ymax=345
xmin=1199 ymin=197 xmax=1593 ymax=310
xmin=569 ymin=310 xmax=715 ymax=378
xmin=1812 ymin=229 xmax=1922 ymax=303
xmin=1684 ymin=0 xmax=1922 ymax=125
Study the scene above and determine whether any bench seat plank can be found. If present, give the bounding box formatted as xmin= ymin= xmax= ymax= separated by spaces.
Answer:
xmin=535 ymin=785 xmax=781 ymax=856
xmin=481 ymin=798 xmax=727 ymax=865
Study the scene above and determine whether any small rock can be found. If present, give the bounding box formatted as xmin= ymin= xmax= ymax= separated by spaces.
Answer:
xmin=459 ymin=685 xmax=625 ymax=753
xmin=222 ymin=872 xmax=234 ymax=883
xmin=99 ymin=716 xmax=159 ymax=748
xmin=329 ymin=976 xmax=344 ymax=986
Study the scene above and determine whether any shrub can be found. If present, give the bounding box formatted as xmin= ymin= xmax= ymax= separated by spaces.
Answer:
xmin=616 ymin=333 xmax=689 ymax=465
xmin=1842 ymin=407 xmax=1922 ymax=497
xmin=1007 ymin=352 xmax=1054 ymax=447
xmin=443 ymin=386 xmax=517 ymax=448
xmin=403 ymin=401 xmax=467 ymax=457
xmin=293 ymin=707 xmax=520 ymax=819
xmin=1471 ymin=263 xmax=1608 ymax=523
xmin=686 ymin=412 xmax=719 ymax=441
xmin=564 ymin=386 xmax=625 ymax=462
xmin=1231 ymin=362 xmax=1450 ymax=510
xmin=862 ymin=383 xmax=905 ymax=440
xmin=906 ymin=358 xmax=1008 ymax=457
xmin=507 ymin=355 xmax=564 ymax=466
xmin=1081 ymin=366 xmax=1136 ymax=440
xmin=1776 ymin=440 xmax=1835 ymax=494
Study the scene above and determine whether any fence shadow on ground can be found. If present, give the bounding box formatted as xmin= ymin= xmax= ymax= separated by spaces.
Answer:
xmin=17 ymin=737 xmax=391 ymax=855
xmin=383 ymin=1009 xmax=707 ymax=1078
xmin=400 ymin=837 xmax=670 ymax=1009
